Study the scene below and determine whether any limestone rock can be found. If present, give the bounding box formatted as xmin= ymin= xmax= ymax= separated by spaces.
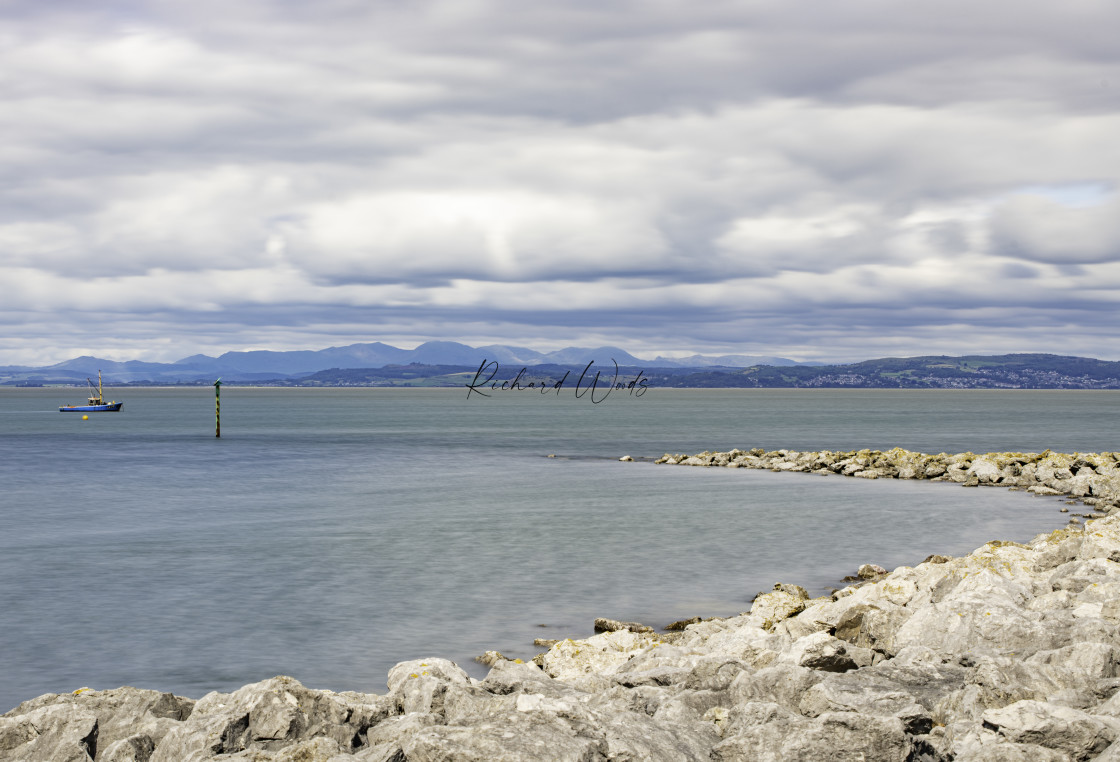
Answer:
xmin=729 ymin=665 xmax=824 ymax=711
xmin=0 ymin=704 xmax=98 ymax=762
xmin=474 ymin=650 xmax=512 ymax=667
xmin=748 ymin=583 xmax=809 ymax=630
xmin=479 ymin=659 xmax=566 ymax=698
xmin=386 ymin=659 xmax=470 ymax=716
xmin=665 ymin=616 xmax=704 ymax=631
xmin=983 ymin=699 xmax=1116 ymax=759
xmin=402 ymin=710 xmax=607 ymax=761
xmin=778 ymin=631 xmax=867 ymax=673
xmin=799 ymin=672 xmax=932 ymax=734
xmin=969 ymin=458 xmax=1003 ymax=484
xmin=593 ymin=617 xmax=653 ymax=633
xmin=815 ymin=597 xmax=912 ymax=653
xmin=539 ymin=630 xmax=662 ymax=680
xmin=221 ymin=736 xmax=344 ymax=760
xmin=100 ymin=733 xmax=156 ymax=762
xmin=714 ymin=711 xmax=911 ymax=762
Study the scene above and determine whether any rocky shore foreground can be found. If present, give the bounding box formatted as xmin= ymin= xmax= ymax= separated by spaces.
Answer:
xmin=7 ymin=450 xmax=1120 ymax=761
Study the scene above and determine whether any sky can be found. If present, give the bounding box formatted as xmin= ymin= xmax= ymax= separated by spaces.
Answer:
xmin=2 ymin=1 xmax=1119 ymax=366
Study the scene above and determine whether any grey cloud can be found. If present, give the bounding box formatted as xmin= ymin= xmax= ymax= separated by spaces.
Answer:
xmin=997 ymin=262 xmax=1043 ymax=279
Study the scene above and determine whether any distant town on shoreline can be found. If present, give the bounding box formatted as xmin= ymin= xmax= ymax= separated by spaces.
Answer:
xmin=3 ymin=343 xmax=1120 ymax=389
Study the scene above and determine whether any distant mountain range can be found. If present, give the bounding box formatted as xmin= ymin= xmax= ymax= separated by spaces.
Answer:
xmin=0 ymin=341 xmax=808 ymax=385
xmin=4 ymin=345 xmax=1120 ymax=389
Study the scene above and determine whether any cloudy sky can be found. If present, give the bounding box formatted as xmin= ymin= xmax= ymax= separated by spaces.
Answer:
xmin=2 ymin=1 xmax=1118 ymax=365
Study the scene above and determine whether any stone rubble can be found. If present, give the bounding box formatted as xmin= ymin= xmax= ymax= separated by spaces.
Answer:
xmin=6 ymin=449 xmax=1120 ymax=761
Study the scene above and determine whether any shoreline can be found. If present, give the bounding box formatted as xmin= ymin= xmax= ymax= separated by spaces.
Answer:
xmin=6 ymin=449 xmax=1120 ymax=760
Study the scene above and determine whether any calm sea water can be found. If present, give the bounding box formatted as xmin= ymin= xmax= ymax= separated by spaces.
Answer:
xmin=1 ymin=386 xmax=1116 ymax=712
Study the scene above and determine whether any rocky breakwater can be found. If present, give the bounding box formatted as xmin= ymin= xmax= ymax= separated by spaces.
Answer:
xmin=7 ymin=452 xmax=1120 ymax=761
xmin=656 ymin=447 xmax=1120 ymax=514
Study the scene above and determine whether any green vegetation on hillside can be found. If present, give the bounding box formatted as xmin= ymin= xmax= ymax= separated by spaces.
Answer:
xmin=265 ymin=354 xmax=1120 ymax=389
xmin=646 ymin=354 xmax=1120 ymax=389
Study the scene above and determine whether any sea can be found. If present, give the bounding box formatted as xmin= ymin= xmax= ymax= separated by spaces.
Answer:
xmin=1 ymin=385 xmax=1116 ymax=712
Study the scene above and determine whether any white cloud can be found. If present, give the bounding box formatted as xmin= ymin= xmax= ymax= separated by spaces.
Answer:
xmin=988 ymin=193 xmax=1120 ymax=264
xmin=290 ymin=190 xmax=670 ymax=283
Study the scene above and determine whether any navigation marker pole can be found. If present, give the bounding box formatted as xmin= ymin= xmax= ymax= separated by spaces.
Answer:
xmin=214 ymin=378 xmax=222 ymax=438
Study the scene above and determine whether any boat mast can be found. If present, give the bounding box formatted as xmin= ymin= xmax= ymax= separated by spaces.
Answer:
xmin=86 ymin=370 xmax=104 ymax=404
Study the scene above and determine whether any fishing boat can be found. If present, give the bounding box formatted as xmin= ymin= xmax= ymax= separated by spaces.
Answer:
xmin=59 ymin=371 xmax=123 ymax=412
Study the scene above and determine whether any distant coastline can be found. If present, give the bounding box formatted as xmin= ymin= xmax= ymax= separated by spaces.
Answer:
xmin=5 ymin=353 xmax=1120 ymax=390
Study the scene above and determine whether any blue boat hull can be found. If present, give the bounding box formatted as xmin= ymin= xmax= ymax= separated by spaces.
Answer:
xmin=60 ymin=402 xmax=123 ymax=412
